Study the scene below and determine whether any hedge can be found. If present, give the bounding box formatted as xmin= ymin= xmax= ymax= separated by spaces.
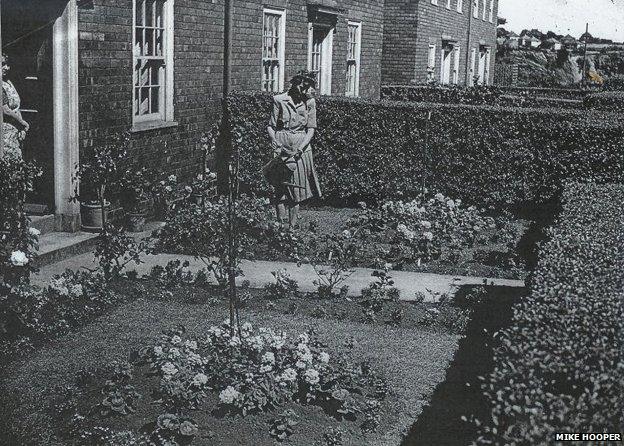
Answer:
xmin=583 ymin=91 xmax=624 ymax=113
xmin=476 ymin=182 xmax=624 ymax=444
xmin=227 ymin=92 xmax=624 ymax=208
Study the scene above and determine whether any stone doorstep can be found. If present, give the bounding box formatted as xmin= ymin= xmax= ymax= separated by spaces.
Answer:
xmin=34 ymin=231 xmax=100 ymax=268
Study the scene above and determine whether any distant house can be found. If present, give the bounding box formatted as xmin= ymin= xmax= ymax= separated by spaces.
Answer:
xmin=505 ymin=31 xmax=520 ymax=49
xmin=382 ymin=0 xmax=499 ymax=87
xmin=561 ymin=35 xmax=579 ymax=51
xmin=541 ymin=37 xmax=562 ymax=51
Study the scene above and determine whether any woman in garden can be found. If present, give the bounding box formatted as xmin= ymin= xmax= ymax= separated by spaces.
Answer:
xmin=265 ymin=70 xmax=321 ymax=229
xmin=1 ymin=53 xmax=30 ymax=160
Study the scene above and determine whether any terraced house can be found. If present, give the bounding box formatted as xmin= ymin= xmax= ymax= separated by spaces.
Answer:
xmin=1 ymin=0 xmax=495 ymax=231
xmin=382 ymin=0 xmax=498 ymax=86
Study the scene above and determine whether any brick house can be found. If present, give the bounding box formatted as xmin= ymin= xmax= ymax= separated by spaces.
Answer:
xmin=381 ymin=0 xmax=498 ymax=86
xmin=2 ymin=0 xmax=383 ymax=230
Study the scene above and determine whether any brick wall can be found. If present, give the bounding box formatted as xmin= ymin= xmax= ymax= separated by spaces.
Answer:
xmin=381 ymin=0 xmax=497 ymax=86
xmin=229 ymin=0 xmax=384 ymax=98
xmin=78 ymin=0 xmax=224 ymax=183
xmin=77 ymin=0 xmax=383 ymax=184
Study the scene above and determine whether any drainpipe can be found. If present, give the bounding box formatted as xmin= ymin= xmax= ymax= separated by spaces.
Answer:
xmin=465 ymin=0 xmax=473 ymax=86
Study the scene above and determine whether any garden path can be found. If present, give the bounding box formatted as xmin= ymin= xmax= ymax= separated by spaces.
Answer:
xmin=33 ymin=251 xmax=524 ymax=302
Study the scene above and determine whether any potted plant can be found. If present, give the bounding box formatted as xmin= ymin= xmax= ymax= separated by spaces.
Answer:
xmin=120 ymin=166 xmax=153 ymax=232
xmin=71 ymin=134 xmax=129 ymax=232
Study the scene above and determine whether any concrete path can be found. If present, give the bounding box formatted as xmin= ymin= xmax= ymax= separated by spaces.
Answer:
xmin=33 ymin=249 xmax=525 ymax=303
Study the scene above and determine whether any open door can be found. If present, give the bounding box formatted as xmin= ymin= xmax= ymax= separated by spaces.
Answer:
xmin=2 ymin=0 xmax=66 ymax=215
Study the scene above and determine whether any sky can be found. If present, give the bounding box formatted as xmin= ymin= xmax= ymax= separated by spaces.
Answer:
xmin=498 ymin=0 xmax=624 ymax=42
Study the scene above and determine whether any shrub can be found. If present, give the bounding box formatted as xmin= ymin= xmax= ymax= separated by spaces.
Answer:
xmin=476 ymin=182 xmax=624 ymax=444
xmin=381 ymin=85 xmax=500 ymax=105
xmin=226 ymin=92 xmax=624 ymax=209
xmin=583 ymin=91 xmax=624 ymax=112
xmin=603 ymin=74 xmax=624 ymax=91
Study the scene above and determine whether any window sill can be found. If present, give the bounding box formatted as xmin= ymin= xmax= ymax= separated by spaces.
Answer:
xmin=130 ymin=120 xmax=179 ymax=133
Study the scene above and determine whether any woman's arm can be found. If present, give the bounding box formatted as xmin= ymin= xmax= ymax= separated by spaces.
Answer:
xmin=3 ymin=104 xmax=29 ymax=131
xmin=294 ymin=128 xmax=315 ymax=155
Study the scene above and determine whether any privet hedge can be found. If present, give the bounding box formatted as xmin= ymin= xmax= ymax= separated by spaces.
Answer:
xmin=584 ymin=91 xmax=624 ymax=113
xmin=476 ymin=182 xmax=624 ymax=444
xmin=227 ymin=92 xmax=624 ymax=208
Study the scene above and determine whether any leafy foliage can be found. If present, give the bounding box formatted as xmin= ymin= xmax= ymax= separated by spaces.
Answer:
xmin=226 ymin=92 xmax=624 ymax=209
xmin=476 ymin=182 xmax=624 ymax=444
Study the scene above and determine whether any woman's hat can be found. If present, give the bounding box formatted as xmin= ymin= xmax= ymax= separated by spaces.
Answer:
xmin=290 ymin=69 xmax=317 ymax=88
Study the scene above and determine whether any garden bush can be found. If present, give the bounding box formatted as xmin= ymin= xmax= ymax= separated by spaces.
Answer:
xmin=603 ymin=74 xmax=624 ymax=91
xmin=475 ymin=182 xmax=624 ymax=444
xmin=227 ymin=92 xmax=624 ymax=209
xmin=583 ymin=91 xmax=624 ymax=112
xmin=381 ymin=85 xmax=500 ymax=105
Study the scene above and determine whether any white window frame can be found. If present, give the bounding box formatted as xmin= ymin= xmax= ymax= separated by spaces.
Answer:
xmin=431 ymin=0 xmax=438 ymax=5
xmin=482 ymin=0 xmax=487 ymax=20
xmin=452 ymin=46 xmax=460 ymax=84
xmin=484 ymin=48 xmax=491 ymax=85
xmin=488 ymin=0 xmax=494 ymax=22
xmin=308 ymin=23 xmax=334 ymax=95
xmin=261 ymin=7 xmax=286 ymax=93
xmin=345 ymin=20 xmax=362 ymax=97
xmin=469 ymin=47 xmax=477 ymax=86
xmin=446 ymin=0 xmax=451 ymax=9
xmin=132 ymin=0 xmax=174 ymax=125
xmin=427 ymin=43 xmax=436 ymax=82
xmin=473 ymin=0 xmax=478 ymax=18
xmin=440 ymin=44 xmax=453 ymax=85
xmin=457 ymin=0 xmax=463 ymax=13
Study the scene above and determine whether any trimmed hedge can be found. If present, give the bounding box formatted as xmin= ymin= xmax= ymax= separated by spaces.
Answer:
xmin=583 ymin=91 xmax=624 ymax=113
xmin=381 ymin=85 xmax=500 ymax=105
xmin=477 ymin=182 xmax=624 ymax=444
xmin=227 ymin=92 xmax=624 ymax=208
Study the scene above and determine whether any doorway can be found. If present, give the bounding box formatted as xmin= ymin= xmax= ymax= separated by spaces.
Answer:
xmin=308 ymin=24 xmax=333 ymax=95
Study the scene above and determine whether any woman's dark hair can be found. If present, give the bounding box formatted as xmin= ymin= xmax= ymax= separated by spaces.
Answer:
xmin=290 ymin=69 xmax=317 ymax=88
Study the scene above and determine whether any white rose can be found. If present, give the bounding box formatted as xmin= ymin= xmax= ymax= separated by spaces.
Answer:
xmin=28 ymin=228 xmax=41 ymax=237
xmin=262 ymin=351 xmax=275 ymax=364
xmin=9 ymin=251 xmax=29 ymax=267
xmin=170 ymin=335 xmax=182 ymax=345
xmin=319 ymin=352 xmax=330 ymax=363
xmin=161 ymin=362 xmax=178 ymax=376
xmin=420 ymin=220 xmax=432 ymax=229
xmin=423 ymin=232 xmax=434 ymax=241
xmin=192 ymin=373 xmax=208 ymax=386
xmin=219 ymin=386 xmax=240 ymax=405
xmin=304 ymin=369 xmax=320 ymax=385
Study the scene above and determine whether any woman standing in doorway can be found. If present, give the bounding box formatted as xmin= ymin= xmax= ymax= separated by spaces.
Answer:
xmin=1 ymin=53 xmax=30 ymax=159
xmin=266 ymin=70 xmax=322 ymax=229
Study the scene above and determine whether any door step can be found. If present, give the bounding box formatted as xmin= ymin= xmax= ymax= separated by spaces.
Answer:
xmin=34 ymin=231 xmax=99 ymax=268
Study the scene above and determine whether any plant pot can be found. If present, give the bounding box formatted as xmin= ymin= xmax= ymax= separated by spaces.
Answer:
xmin=126 ymin=211 xmax=147 ymax=232
xmin=80 ymin=201 xmax=110 ymax=232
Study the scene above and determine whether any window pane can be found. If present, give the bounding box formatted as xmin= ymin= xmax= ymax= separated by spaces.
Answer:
xmin=145 ymin=28 xmax=154 ymax=55
xmin=138 ymin=61 xmax=150 ymax=86
xmin=135 ymin=29 xmax=144 ymax=56
xmin=155 ymin=0 xmax=165 ymax=28
xmin=150 ymin=61 xmax=161 ymax=85
xmin=146 ymin=0 xmax=155 ymax=26
xmin=140 ymin=87 xmax=150 ymax=115
xmin=135 ymin=0 xmax=144 ymax=26
xmin=151 ymin=86 xmax=160 ymax=113
xmin=156 ymin=29 xmax=164 ymax=56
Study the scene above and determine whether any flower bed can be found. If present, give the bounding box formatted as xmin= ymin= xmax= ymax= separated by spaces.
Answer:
xmin=226 ymin=92 xmax=624 ymax=209
xmin=476 ymin=182 xmax=624 ymax=444
xmin=1 ymin=281 xmax=463 ymax=446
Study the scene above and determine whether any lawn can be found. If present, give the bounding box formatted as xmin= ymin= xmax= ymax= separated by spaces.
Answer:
xmin=0 ymin=281 xmax=462 ymax=446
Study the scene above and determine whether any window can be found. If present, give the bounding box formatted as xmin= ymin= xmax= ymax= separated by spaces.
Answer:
xmin=345 ymin=21 xmax=361 ymax=97
xmin=440 ymin=45 xmax=452 ymax=85
xmin=446 ymin=0 xmax=451 ymax=9
xmin=452 ymin=46 xmax=460 ymax=84
xmin=488 ymin=0 xmax=494 ymax=22
xmin=477 ymin=47 xmax=491 ymax=85
xmin=457 ymin=0 xmax=463 ymax=13
xmin=308 ymin=23 xmax=334 ymax=95
xmin=473 ymin=0 xmax=478 ymax=18
xmin=133 ymin=0 xmax=174 ymax=124
xmin=427 ymin=43 xmax=436 ymax=82
xmin=469 ymin=47 xmax=477 ymax=86
xmin=262 ymin=8 xmax=286 ymax=92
